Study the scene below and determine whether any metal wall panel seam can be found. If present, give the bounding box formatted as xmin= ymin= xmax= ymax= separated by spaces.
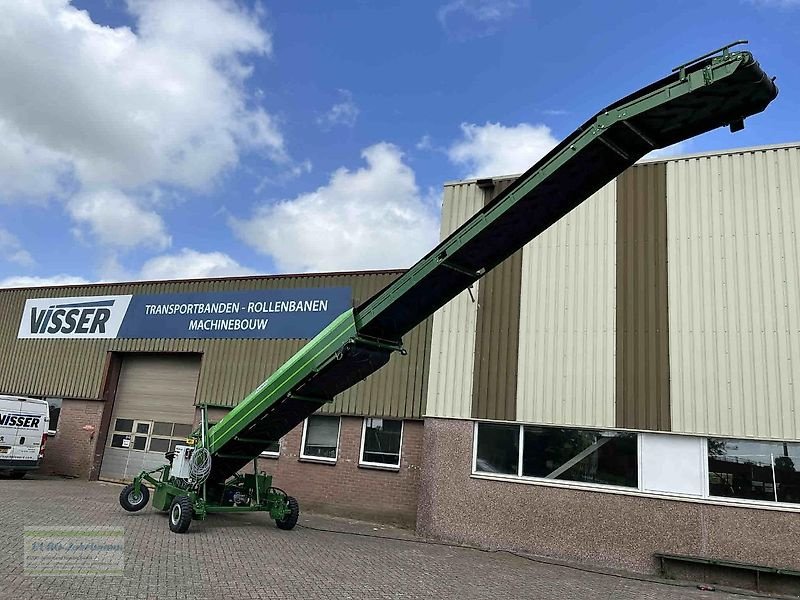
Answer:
xmin=779 ymin=149 xmax=800 ymax=436
xmin=424 ymin=183 xmax=481 ymax=419
xmin=667 ymin=146 xmax=800 ymax=439
xmin=516 ymin=181 xmax=616 ymax=427
xmin=471 ymin=179 xmax=522 ymax=422
xmin=616 ymin=164 xmax=670 ymax=431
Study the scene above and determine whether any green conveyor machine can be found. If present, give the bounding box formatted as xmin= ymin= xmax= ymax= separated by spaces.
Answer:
xmin=120 ymin=42 xmax=777 ymax=533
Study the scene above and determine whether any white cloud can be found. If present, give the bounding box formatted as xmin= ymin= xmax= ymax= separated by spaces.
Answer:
xmin=0 ymin=0 xmax=281 ymax=192
xmin=437 ymin=0 xmax=527 ymax=40
xmin=317 ymin=90 xmax=360 ymax=130
xmin=139 ymin=248 xmax=255 ymax=280
xmin=0 ymin=247 xmax=254 ymax=287
xmin=0 ymin=0 xmax=286 ymax=248
xmin=416 ymin=135 xmax=434 ymax=151
xmin=0 ymin=121 xmax=72 ymax=203
xmin=448 ymin=122 xmax=558 ymax=178
xmin=0 ymin=274 xmax=89 ymax=288
xmin=255 ymin=159 xmax=313 ymax=193
xmin=67 ymin=189 xmax=171 ymax=250
xmin=0 ymin=228 xmax=35 ymax=267
xmin=232 ymin=143 xmax=440 ymax=272
xmin=642 ymin=141 xmax=690 ymax=161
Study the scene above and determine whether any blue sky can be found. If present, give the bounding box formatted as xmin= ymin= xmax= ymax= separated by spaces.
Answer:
xmin=0 ymin=0 xmax=797 ymax=287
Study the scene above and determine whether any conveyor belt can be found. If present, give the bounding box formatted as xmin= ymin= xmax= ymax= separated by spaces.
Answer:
xmin=205 ymin=43 xmax=777 ymax=484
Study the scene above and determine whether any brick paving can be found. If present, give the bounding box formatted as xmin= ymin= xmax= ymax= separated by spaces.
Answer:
xmin=0 ymin=478 xmax=765 ymax=600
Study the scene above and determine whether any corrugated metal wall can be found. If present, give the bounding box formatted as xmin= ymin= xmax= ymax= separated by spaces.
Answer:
xmin=0 ymin=271 xmax=432 ymax=419
xmin=427 ymin=143 xmax=800 ymax=438
xmin=667 ymin=146 xmax=800 ymax=439
xmin=616 ymin=164 xmax=671 ymax=431
xmin=515 ymin=181 xmax=617 ymax=426
xmin=472 ymin=178 xmax=522 ymax=421
xmin=424 ymin=182 xmax=484 ymax=418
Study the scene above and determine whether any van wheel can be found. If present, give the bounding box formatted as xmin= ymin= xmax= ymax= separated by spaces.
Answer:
xmin=119 ymin=483 xmax=150 ymax=512
xmin=8 ymin=471 xmax=26 ymax=479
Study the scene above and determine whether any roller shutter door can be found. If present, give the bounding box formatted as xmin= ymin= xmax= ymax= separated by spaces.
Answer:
xmin=100 ymin=354 xmax=201 ymax=482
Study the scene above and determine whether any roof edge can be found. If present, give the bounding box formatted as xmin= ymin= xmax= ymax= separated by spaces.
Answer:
xmin=443 ymin=141 xmax=800 ymax=186
xmin=0 ymin=268 xmax=408 ymax=293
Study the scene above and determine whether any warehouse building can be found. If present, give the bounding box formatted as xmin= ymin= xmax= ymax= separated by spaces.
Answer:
xmin=418 ymin=142 xmax=800 ymax=578
xmin=0 ymin=141 xmax=798 ymax=579
xmin=0 ymin=271 xmax=431 ymax=525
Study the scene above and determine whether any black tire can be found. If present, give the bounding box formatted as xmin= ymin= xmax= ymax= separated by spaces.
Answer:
xmin=169 ymin=495 xmax=193 ymax=533
xmin=275 ymin=496 xmax=299 ymax=530
xmin=119 ymin=483 xmax=150 ymax=512
xmin=8 ymin=471 xmax=26 ymax=480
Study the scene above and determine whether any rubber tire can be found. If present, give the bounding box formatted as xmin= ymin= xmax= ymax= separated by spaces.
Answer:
xmin=119 ymin=483 xmax=150 ymax=512
xmin=275 ymin=496 xmax=299 ymax=530
xmin=169 ymin=495 xmax=193 ymax=533
xmin=8 ymin=471 xmax=26 ymax=480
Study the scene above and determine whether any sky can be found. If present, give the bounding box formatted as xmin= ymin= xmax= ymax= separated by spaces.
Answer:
xmin=0 ymin=0 xmax=797 ymax=287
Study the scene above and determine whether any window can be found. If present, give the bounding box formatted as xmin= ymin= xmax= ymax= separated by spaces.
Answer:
xmin=109 ymin=419 xmax=149 ymax=451
xmin=44 ymin=397 xmax=62 ymax=434
xmin=114 ymin=419 xmax=133 ymax=433
xmin=473 ymin=421 xmax=800 ymax=509
xmin=109 ymin=419 xmax=193 ymax=454
xmin=147 ymin=421 xmax=195 ymax=454
xmin=522 ymin=426 xmax=637 ymax=488
xmin=260 ymin=440 xmax=280 ymax=458
xmin=708 ymin=438 xmax=800 ymax=504
xmin=148 ymin=438 xmax=171 ymax=453
xmin=475 ymin=423 xmax=519 ymax=475
xmin=360 ymin=418 xmax=403 ymax=468
xmin=474 ymin=422 xmax=637 ymax=489
xmin=640 ymin=433 xmax=705 ymax=496
xmin=301 ymin=416 xmax=340 ymax=462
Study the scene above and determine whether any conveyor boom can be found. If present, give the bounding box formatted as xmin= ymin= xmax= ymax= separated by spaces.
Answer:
xmin=205 ymin=43 xmax=777 ymax=484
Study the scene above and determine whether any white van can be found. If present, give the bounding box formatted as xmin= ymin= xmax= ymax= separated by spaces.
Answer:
xmin=0 ymin=395 xmax=49 ymax=479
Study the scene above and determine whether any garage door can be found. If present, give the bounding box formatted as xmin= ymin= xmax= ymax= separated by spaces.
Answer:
xmin=100 ymin=354 xmax=201 ymax=482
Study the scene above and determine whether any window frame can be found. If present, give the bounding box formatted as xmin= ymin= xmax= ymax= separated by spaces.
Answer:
xmin=359 ymin=417 xmax=404 ymax=470
xmin=260 ymin=439 xmax=281 ymax=459
xmin=473 ymin=421 xmax=639 ymax=492
xmin=109 ymin=419 xmax=193 ymax=455
xmin=300 ymin=415 xmax=341 ymax=464
xmin=704 ymin=436 xmax=800 ymax=509
xmin=471 ymin=420 xmax=800 ymax=513
xmin=109 ymin=419 xmax=153 ymax=453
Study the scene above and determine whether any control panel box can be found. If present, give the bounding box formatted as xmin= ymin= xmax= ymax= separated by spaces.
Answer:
xmin=171 ymin=445 xmax=193 ymax=480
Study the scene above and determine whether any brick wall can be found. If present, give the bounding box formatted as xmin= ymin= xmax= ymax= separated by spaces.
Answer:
xmin=45 ymin=403 xmax=422 ymax=526
xmin=418 ymin=418 xmax=800 ymax=575
xmin=40 ymin=398 xmax=104 ymax=479
xmin=264 ymin=416 xmax=423 ymax=526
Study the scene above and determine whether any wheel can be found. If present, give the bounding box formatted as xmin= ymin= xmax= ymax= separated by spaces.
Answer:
xmin=8 ymin=470 xmax=26 ymax=480
xmin=169 ymin=495 xmax=193 ymax=533
xmin=275 ymin=496 xmax=299 ymax=530
xmin=119 ymin=483 xmax=150 ymax=512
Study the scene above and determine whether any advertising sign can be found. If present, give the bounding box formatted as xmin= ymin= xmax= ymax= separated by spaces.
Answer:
xmin=17 ymin=287 xmax=351 ymax=340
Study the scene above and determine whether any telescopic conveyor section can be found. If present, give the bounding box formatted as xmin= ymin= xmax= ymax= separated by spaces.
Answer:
xmin=205 ymin=42 xmax=778 ymax=484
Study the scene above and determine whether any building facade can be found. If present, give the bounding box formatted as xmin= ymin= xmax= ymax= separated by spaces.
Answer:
xmin=0 ymin=270 xmax=431 ymax=525
xmin=418 ymin=142 xmax=800 ymax=576
xmin=1 ymin=142 xmax=799 ymax=579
